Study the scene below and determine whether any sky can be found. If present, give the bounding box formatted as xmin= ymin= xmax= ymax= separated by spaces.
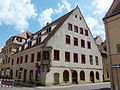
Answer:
xmin=0 ymin=0 xmax=113 ymax=46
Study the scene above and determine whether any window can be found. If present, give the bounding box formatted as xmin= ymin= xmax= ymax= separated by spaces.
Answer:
xmin=65 ymin=52 xmax=70 ymax=62
xmin=89 ymin=55 xmax=93 ymax=65
xmin=74 ymin=25 xmax=78 ymax=33
xmin=116 ymin=44 xmax=120 ymax=53
xmin=66 ymin=35 xmax=71 ymax=44
xmin=31 ymin=53 xmax=34 ymax=62
xmin=74 ymin=37 xmax=78 ymax=46
xmin=63 ymin=70 xmax=69 ymax=82
xmin=85 ymin=30 xmax=88 ymax=36
xmin=81 ymin=54 xmax=86 ymax=64
xmin=75 ymin=15 xmax=77 ymax=18
xmin=68 ymin=23 xmax=72 ymax=31
xmin=11 ymin=59 xmax=14 ymax=65
xmin=28 ymin=41 xmax=32 ymax=48
xmin=54 ymin=50 xmax=60 ymax=61
xmin=17 ymin=57 xmax=19 ymax=64
xmin=96 ymin=72 xmax=99 ymax=80
xmin=74 ymin=53 xmax=78 ymax=63
xmin=87 ymin=41 xmax=91 ymax=49
xmin=80 ymin=28 xmax=83 ymax=34
xmin=25 ymin=55 xmax=28 ymax=63
xmin=95 ymin=56 xmax=99 ymax=65
xmin=80 ymin=17 xmax=82 ymax=20
xmin=37 ymin=52 xmax=41 ymax=61
xmin=43 ymin=51 xmax=49 ymax=60
xmin=81 ymin=39 xmax=85 ymax=48
xmin=80 ymin=71 xmax=85 ymax=80
xmin=47 ymin=27 xmax=51 ymax=33
xmin=36 ymin=37 xmax=41 ymax=45
xmin=20 ymin=56 xmax=23 ymax=64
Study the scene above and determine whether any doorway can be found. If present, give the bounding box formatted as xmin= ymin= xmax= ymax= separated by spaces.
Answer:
xmin=72 ymin=70 xmax=78 ymax=84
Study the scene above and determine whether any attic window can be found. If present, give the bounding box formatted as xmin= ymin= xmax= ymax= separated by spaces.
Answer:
xmin=75 ymin=15 xmax=77 ymax=18
xmin=80 ymin=17 xmax=82 ymax=20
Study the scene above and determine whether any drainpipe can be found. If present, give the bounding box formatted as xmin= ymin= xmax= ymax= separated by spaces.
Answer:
xmin=104 ymin=20 xmax=114 ymax=90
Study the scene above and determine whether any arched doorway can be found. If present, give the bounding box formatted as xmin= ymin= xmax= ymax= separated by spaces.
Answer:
xmin=63 ymin=70 xmax=69 ymax=82
xmin=96 ymin=72 xmax=99 ymax=80
xmin=72 ymin=70 xmax=78 ymax=84
xmin=54 ymin=73 xmax=59 ymax=84
xmin=90 ymin=71 xmax=95 ymax=83
xmin=23 ymin=70 xmax=27 ymax=82
xmin=80 ymin=71 xmax=85 ymax=81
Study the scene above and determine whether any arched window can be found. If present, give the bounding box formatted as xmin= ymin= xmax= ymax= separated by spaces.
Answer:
xmin=63 ymin=70 xmax=69 ymax=82
xmin=96 ymin=72 xmax=99 ymax=80
xmin=54 ymin=73 xmax=59 ymax=84
xmin=80 ymin=71 xmax=85 ymax=80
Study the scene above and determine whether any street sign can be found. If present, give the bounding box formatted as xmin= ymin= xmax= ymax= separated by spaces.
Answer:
xmin=112 ymin=64 xmax=120 ymax=68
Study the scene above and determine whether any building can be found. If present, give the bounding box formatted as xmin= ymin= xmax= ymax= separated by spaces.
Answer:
xmin=103 ymin=0 xmax=120 ymax=90
xmin=0 ymin=46 xmax=3 ymax=77
xmin=94 ymin=36 xmax=109 ymax=81
xmin=3 ymin=6 xmax=103 ymax=86
xmin=1 ymin=31 xmax=32 ymax=78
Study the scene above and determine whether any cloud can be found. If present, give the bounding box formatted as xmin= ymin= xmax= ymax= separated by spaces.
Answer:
xmin=38 ymin=0 xmax=71 ymax=27
xmin=92 ymin=0 xmax=113 ymax=15
xmin=54 ymin=0 xmax=72 ymax=13
xmin=38 ymin=8 xmax=54 ymax=27
xmin=85 ymin=16 xmax=105 ymax=40
xmin=0 ymin=0 xmax=37 ymax=31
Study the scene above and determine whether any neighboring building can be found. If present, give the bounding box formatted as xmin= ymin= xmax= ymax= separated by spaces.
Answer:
xmin=9 ymin=6 xmax=103 ymax=86
xmin=103 ymin=0 xmax=120 ymax=90
xmin=0 ymin=47 xmax=3 ymax=77
xmin=1 ymin=31 xmax=32 ymax=78
xmin=94 ymin=36 xmax=110 ymax=81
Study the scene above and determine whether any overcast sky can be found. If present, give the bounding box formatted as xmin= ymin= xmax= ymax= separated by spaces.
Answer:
xmin=0 ymin=0 xmax=113 ymax=46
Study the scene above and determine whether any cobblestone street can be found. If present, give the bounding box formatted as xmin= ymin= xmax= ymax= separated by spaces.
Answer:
xmin=0 ymin=82 xmax=110 ymax=90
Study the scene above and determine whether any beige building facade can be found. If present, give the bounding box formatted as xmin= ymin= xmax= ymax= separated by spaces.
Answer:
xmin=8 ymin=6 xmax=103 ymax=86
xmin=103 ymin=0 xmax=120 ymax=90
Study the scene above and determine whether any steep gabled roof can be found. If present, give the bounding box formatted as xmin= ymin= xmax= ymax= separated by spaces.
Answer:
xmin=41 ymin=7 xmax=76 ymax=44
xmin=104 ymin=0 xmax=120 ymax=19
xmin=16 ymin=31 xmax=32 ymax=39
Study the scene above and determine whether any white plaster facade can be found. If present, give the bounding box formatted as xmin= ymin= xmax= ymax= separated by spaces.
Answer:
xmin=9 ymin=6 xmax=103 ymax=86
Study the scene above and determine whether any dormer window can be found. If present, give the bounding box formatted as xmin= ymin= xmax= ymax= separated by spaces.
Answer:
xmin=47 ymin=27 xmax=51 ymax=33
xmin=28 ymin=41 xmax=32 ymax=48
xmin=38 ymin=32 xmax=41 ymax=36
xmin=36 ymin=37 xmax=41 ymax=45
xmin=16 ymin=37 xmax=22 ymax=42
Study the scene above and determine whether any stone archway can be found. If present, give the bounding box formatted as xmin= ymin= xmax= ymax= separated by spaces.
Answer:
xmin=90 ymin=71 xmax=95 ymax=83
xmin=72 ymin=70 xmax=78 ymax=84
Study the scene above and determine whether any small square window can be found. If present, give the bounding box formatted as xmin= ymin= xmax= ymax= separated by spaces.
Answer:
xmin=85 ymin=30 xmax=88 ymax=36
xmin=74 ymin=37 xmax=78 ymax=46
xmin=68 ymin=23 xmax=72 ymax=31
xmin=66 ymin=35 xmax=71 ymax=44
xmin=80 ymin=28 xmax=83 ymax=34
xmin=74 ymin=26 xmax=78 ymax=33
xmin=75 ymin=15 xmax=77 ymax=18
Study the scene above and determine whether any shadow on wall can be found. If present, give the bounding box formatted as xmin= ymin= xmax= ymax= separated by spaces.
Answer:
xmin=92 ymin=88 xmax=111 ymax=90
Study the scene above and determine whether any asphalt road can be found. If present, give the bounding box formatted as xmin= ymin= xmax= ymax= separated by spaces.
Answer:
xmin=0 ymin=82 xmax=110 ymax=90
